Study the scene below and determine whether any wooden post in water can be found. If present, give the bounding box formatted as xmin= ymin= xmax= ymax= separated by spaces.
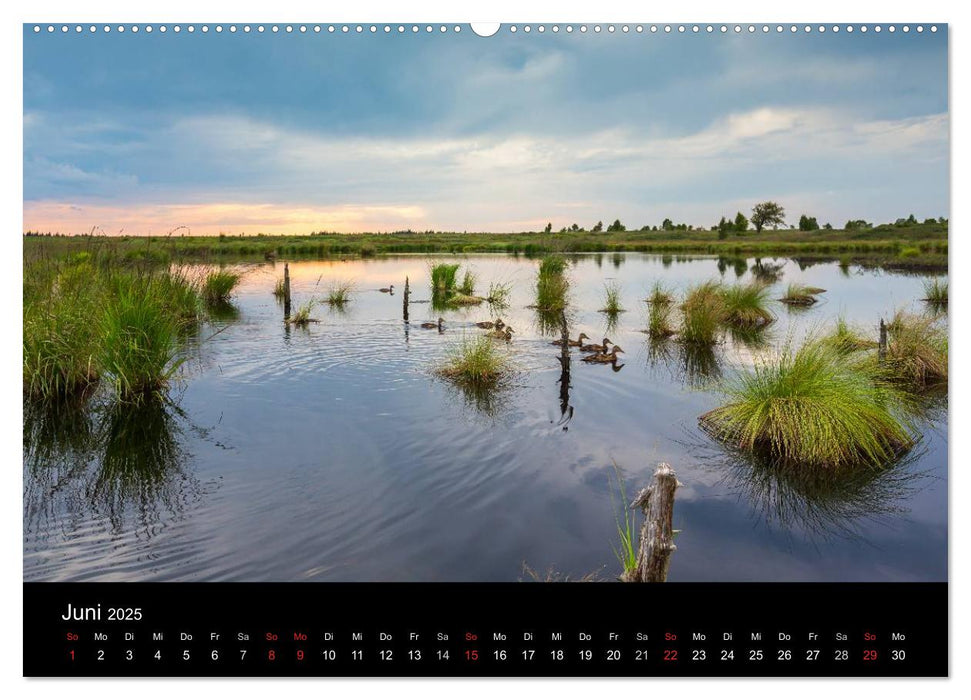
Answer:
xmin=623 ymin=463 xmax=679 ymax=583
xmin=403 ymin=276 xmax=410 ymax=322
xmin=557 ymin=311 xmax=572 ymax=426
xmin=283 ymin=262 xmax=292 ymax=320
xmin=878 ymin=318 xmax=887 ymax=361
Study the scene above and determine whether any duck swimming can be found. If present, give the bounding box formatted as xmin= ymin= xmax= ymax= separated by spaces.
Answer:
xmin=582 ymin=346 xmax=624 ymax=363
xmin=476 ymin=318 xmax=503 ymax=329
xmin=580 ymin=337 xmax=611 ymax=353
xmin=551 ymin=332 xmax=589 ymax=348
xmin=487 ymin=325 xmax=513 ymax=339
xmin=379 ymin=285 xmax=395 ymax=293
xmin=420 ymin=317 xmax=444 ymax=330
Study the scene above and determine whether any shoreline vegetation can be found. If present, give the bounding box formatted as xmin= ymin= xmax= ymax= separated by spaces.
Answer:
xmin=24 ymin=219 xmax=948 ymax=271
xmin=24 ymin=254 xmax=241 ymax=403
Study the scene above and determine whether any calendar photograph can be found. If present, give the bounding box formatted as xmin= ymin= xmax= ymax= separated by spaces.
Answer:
xmin=23 ymin=23 xmax=948 ymax=590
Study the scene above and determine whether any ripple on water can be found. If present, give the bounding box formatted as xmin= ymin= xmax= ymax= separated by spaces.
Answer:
xmin=24 ymin=257 xmax=948 ymax=582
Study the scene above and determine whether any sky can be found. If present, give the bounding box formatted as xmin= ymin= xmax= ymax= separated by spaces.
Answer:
xmin=23 ymin=25 xmax=948 ymax=235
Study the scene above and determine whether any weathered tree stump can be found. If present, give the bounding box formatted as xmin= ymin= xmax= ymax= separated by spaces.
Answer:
xmin=283 ymin=262 xmax=292 ymax=320
xmin=622 ymin=463 xmax=679 ymax=583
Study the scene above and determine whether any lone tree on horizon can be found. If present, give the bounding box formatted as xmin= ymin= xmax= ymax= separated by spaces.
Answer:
xmin=751 ymin=202 xmax=786 ymax=232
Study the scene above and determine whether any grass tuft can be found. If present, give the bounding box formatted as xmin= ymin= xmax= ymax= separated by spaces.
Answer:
xmin=98 ymin=277 xmax=184 ymax=402
xmin=882 ymin=310 xmax=948 ymax=390
xmin=23 ymin=265 xmax=101 ymax=398
xmin=430 ymin=263 xmax=461 ymax=296
xmin=821 ymin=317 xmax=876 ymax=355
xmin=535 ymin=255 xmax=569 ymax=311
xmin=23 ymin=259 xmax=200 ymax=401
xmin=719 ymin=282 xmax=773 ymax=328
xmin=600 ymin=281 xmax=625 ymax=314
xmin=779 ymin=283 xmax=824 ymax=306
xmin=922 ymin=278 xmax=947 ymax=309
xmin=201 ymin=270 xmax=241 ymax=306
xmin=486 ymin=281 xmax=512 ymax=309
xmin=678 ymin=281 xmax=724 ymax=345
xmin=448 ymin=293 xmax=486 ymax=306
xmin=647 ymin=300 xmax=676 ymax=339
xmin=458 ymin=269 xmax=477 ymax=296
xmin=436 ymin=334 xmax=511 ymax=386
xmin=290 ymin=299 xmax=318 ymax=326
xmin=325 ymin=279 xmax=355 ymax=307
xmin=700 ymin=338 xmax=914 ymax=470
xmin=646 ymin=281 xmax=674 ymax=306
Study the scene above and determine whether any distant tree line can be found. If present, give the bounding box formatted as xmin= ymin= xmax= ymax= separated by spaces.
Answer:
xmin=539 ymin=203 xmax=947 ymax=237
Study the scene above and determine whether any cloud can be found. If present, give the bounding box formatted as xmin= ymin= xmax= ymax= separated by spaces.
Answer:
xmin=25 ymin=156 xmax=140 ymax=196
xmin=23 ymin=104 xmax=947 ymax=233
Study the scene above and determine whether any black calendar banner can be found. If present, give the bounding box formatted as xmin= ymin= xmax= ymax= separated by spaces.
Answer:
xmin=24 ymin=582 xmax=947 ymax=677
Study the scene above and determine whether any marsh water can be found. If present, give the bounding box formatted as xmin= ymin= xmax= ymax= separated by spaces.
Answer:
xmin=23 ymin=254 xmax=948 ymax=582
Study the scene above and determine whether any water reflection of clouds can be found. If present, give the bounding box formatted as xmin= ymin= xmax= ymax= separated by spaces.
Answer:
xmin=26 ymin=254 xmax=945 ymax=582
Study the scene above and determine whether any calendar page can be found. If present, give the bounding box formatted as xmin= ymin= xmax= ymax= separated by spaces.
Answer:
xmin=21 ymin=19 xmax=948 ymax=678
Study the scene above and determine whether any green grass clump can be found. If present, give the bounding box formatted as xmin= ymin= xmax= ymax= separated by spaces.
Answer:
xmin=600 ymin=281 xmax=625 ymax=314
xmin=679 ymin=281 xmax=725 ymax=345
xmin=647 ymin=300 xmax=676 ymax=339
xmin=290 ymin=299 xmax=318 ymax=326
xmin=700 ymin=339 xmax=914 ymax=470
xmin=535 ymin=255 xmax=569 ymax=311
xmin=486 ymin=281 xmax=512 ymax=309
xmin=201 ymin=270 xmax=241 ymax=305
xmin=646 ymin=281 xmax=674 ymax=306
xmin=719 ymin=282 xmax=773 ymax=328
xmin=822 ymin=317 xmax=876 ymax=355
xmin=430 ymin=263 xmax=461 ymax=295
xmin=458 ymin=269 xmax=477 ymax=296
xmin=779 ymin=283 xmax=824 ymax=306
xmin=155 ymin=269 xmax=203 ymax=326
xmin=437 ymin=334 xmax=510 ymax=386
xmin=538 ymin=255 xmax=568 ymax=277
xmin=98 ymin=277 xmax=184 ymax=402
xmin=23 ymin=260 xmax=204 ymax=401
xmin=883 ymin=311 xmax=948 ymax=390
xmin=273 ymin=278 xmax=287 ymax=299
xmin=23 ymin=265 xmax=101 ymax=398
xmin=448 ymin=293 xmax=486 ymax=306
xmin=325 ymin=279 xmax=355 ymax=307
xmin=922 ymin=278 xmax=948 ymax=308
